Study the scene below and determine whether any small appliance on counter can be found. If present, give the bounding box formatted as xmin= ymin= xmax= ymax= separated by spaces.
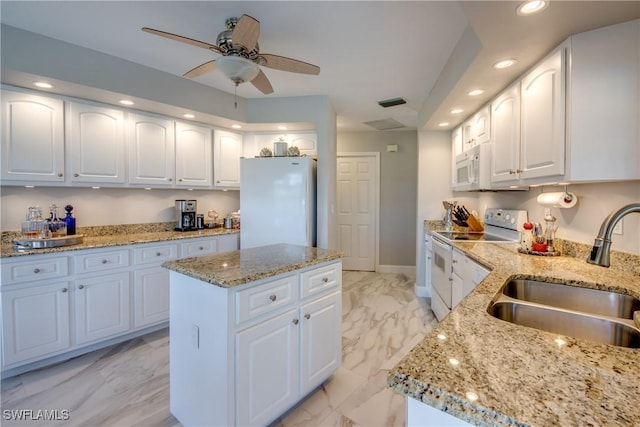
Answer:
xmin=175 ymin=200 xmax=197 ymax=231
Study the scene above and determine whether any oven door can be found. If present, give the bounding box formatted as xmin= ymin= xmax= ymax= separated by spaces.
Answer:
xmin=430 ymin=235 xmax=453 ymax=308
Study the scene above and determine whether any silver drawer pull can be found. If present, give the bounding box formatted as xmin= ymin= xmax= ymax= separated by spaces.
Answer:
xmin=304 ymin=313 xmax=311 ymax=320
xmin=78 ymin=285 xmax=85 ymax=289
xmin=292 ymin=318 xmax=299 ymax=325
xmin=156 ymin=252 xmax=162 ymax=256
xmin=322 ymin=277 xmax=329 ymax=283
xmin=199 ymin=247 xmax=204 ymax=250
xmin=101 ymin=259 xmax=108 ymax=264
xmin=33 ymin=268 xmax=41 ymax=274
xmin=269 ymin=295 xmax=277 ymax=302
xmin=61 ymin=288 xmax=68 ymax=293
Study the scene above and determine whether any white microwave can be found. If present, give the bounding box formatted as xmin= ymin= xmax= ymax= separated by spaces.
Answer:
xmin=452 ymin=143 xmax=492 ymax=191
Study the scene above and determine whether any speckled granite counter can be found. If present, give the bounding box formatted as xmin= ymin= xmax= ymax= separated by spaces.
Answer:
xmin=162 ymin=243 xmax=343 ymax=288
xmin=0 ymin=226 xmax=239 ymax=258
xmin=389 ymin=234 xmax=640 ymax=426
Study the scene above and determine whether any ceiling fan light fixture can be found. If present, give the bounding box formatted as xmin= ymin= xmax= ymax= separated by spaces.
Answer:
xmin=216 ymin=55 xmax=259 ymax=84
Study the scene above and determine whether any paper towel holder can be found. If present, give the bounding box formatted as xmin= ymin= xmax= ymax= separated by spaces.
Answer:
xmin=537 ymin=186 xmax=578 ymax=209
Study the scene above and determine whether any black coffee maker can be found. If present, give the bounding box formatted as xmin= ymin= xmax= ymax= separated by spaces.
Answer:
xmin=175 ymin=200 xmax=197 ymax=231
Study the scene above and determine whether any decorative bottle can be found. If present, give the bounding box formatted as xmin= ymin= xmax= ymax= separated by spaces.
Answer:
xmin=64 ymin=204 xmax=76 ymax=235
xmin=48 ymin=204 xmax=67 ymax=237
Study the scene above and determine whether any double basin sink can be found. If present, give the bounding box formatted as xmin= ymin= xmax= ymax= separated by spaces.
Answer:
xmin=488 ymin=278 xmax=640 ymax=348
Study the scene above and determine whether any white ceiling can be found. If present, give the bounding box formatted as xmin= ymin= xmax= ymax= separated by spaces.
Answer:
xmin=1 ymin=1 xmax=638 ymax=132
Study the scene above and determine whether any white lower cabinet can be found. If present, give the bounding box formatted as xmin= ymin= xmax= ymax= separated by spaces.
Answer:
xmin=1 ymin=281 xmax=71 ymax=366
xmin=74 ymin=272 xmax=131 ymax=345
xmin=1 ymin=234 xmax=239 ymax=374
xmin=169 ymin=260 xmax=342 ymax=427
xmin=236 ymin=308 xmax=299 ymax=426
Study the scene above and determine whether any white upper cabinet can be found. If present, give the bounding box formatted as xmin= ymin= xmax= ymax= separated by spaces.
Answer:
xmin=1 ymin=90 xmax=65 ymax=182
xmin=213 ymin=129 xmax=242 ymax=189
xmin=128 ymin=113 xmax=175 ymax=186
xmin=491 ymin=83 xmax=521 ymax=184
xmin=175 ymin=121 xmax=213 ymax=188
xmin=566 ymin=19 xmax=639 ymax=181
xmin=472 ymin=106 xmax=491 ymax=146
xmin=519 ymin=45 xmax=566 ymax=181
xmin=68 ymin=102 xmax=126 ymax=184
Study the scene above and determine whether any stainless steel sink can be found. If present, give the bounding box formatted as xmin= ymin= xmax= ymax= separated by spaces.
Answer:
xmin=501 ymin=279 xmax=640 ymax=319
xmin=488 ymin=279 xmax=640 ymax=348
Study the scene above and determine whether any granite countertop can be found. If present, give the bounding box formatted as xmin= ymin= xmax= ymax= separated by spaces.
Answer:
xmin=0 ymin=227 xmax=239 ymax=258
xmin=162 ymin=243 xmax=343 ymax=288
xmin=388 ymin=225 xmax=640 ymax=426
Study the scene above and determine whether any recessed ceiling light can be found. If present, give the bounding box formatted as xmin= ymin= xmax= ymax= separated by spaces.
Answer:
xmin=183 ymin=113 xmax=195 ymax=119
xmin=516 ymin=0 xmax=549 ymax=16
xmin=231 ymin=124 xmax=242 ymax=129
xmin=33 ymin=81 xmax=54 ymax=89
xmin=450 ymin=109 xmax=464 ymax=114
xmin=468 ymin=89 xmax=484 ymax=96
xmin=438 ymin=122 xmax=449 ymax=127
xmin=493 ymin=59 xmax=517 ymax=69
xmin=277 ymin=125 xmax=287 ymax=130
xmin=119 ymin=99 xmax=134 ymax=106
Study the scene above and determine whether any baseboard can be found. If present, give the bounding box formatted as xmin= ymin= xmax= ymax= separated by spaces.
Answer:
xmin=376 ymin=265 xmax=416 ymax=275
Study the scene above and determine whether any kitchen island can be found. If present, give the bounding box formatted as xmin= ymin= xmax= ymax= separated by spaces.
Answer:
xmin=162 ymin=243 xmax=343 ymax=427
xmin=388 ymin=237 xmax=640 ymax=426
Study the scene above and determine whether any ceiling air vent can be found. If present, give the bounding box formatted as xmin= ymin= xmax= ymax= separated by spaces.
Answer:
xmin=363 ymin=118 xmax=406 ymax=131
xmin=378 ymin=97 xmax=407 ymax=108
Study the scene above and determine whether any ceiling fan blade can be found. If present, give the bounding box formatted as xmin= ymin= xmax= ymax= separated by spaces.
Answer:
xmin=183 ymin=60 xmax=217 ymax=78
xmin=260 ymin=54 xmax=320 ymax=75
xmin=142 ymin=27 xmax=221 ymax=53
xmin=251 ymin=69 xmax=274 ymax=94
xmin=232 ymin=14 xmax=260 ymax=52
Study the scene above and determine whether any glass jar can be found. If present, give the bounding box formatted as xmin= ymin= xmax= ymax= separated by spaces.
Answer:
xmin=48 ymin=204 xmax=67 ymax=237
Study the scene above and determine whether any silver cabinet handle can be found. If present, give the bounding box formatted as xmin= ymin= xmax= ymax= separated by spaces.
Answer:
xmin=33 ymin=268 xmax=41 ymax=274
xmin=179 ymin=179 xmax=183 ymax=182
xmin=169 ymin=178 xmax=173 ymax=182
xmin=304 ymin=313 xmax=311 ymax=320
xmin=292 ymin=319 xmax=299 ymax=325
xmin=156 ymin=252 xmax=162 ymax=256
xmin=269 ymin=295 xmax=277 ymax=302
xmin=58 ymin=173 xmax=63 ymax=177
xmin=78 ymin=285 xmax=85 ymax=289
xmin=452 ymin=260 xmax=458 ymax=264
xmin=101 ymin=259 xmax=108 ymax=264
xmin=322 ymin=277 xmax=329 ymax=283
xmin=61 ymin=288 xmax=68 ymax=293
xmin=199 ymin=247 xmax=204 ymax=250
xmin=74 ymin=173 xmax=79 ymax=177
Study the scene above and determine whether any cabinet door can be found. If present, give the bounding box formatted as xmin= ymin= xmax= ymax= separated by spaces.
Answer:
xmin=451 ymin=127 xmax=463 ymax=186
xmin=299 ymin=291 xmax=341 ymax=395
xmin=473 ymin=107 xmax=491 ymax=145
xmin=236 ymin=309 xmax=299 ymax=427
xmin=451 ymin=271 xmax=464 ymax=308
xmin=1 ymin=90 xmax=65 ymax=182
xmin=520 ymin=46 xmax=566 ymax=180
xmin=128 ymin=113 xmax=175 ymax=186
xmin=175 ymin=122 xmax=212 ymax=188
xmin=1 ymin=282 xmax=70 ymax=366
xmin=68 ymin=102 xmax=126 ymax=184
xmin=213 ymin=130 xmax=242 ymax=188
xmin=491 ymin=83 xmax=521 ymax=184
xmin=74 ymin=272 xmax=131 ymax=344
xmin=461 ymin=119 xmax=475 ymax=152
xmin=133 ymin=267 xmax=170 ymax=328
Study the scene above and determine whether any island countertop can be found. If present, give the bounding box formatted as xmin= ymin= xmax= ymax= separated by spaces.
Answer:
xmin=388 ymin=238 xmax=640 ymax=426
xmin=162 ymin=243 xmax=343 ymax=288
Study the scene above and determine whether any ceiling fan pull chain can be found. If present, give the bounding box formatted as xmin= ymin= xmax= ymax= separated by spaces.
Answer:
xmin=234 ymin=83 xmax=238 ymax=109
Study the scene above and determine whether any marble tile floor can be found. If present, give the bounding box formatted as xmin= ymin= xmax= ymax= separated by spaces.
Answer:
xmin=1 ymin=271 xmax=437 ymax=427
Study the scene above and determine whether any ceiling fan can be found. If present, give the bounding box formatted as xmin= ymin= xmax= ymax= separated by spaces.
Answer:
xmin=142 ymin=14 xmax=320 ymax=95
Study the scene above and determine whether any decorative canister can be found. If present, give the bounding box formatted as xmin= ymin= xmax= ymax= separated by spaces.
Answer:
xmin=273 ymin=138 xmax=288 ymax=156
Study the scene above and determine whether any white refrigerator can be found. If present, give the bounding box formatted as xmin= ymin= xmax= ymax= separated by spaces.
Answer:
xmin=240 ymin=157 xmax=316 ymax=249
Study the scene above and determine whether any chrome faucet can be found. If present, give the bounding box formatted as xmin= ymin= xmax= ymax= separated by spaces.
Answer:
xmin=587 ymin=203 xmax=640 ymax=267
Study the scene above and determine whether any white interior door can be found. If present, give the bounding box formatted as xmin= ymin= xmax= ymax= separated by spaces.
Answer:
xmin=336 ymin=153 xmax=378 ymax=271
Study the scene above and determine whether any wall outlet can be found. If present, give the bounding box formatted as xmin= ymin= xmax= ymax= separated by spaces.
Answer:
xmin=613 ymin=219 xmax=623 ymax=235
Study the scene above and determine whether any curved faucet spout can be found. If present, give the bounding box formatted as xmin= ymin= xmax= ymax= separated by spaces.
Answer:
xmin=587 ymin=203 xmax=640 ymax=267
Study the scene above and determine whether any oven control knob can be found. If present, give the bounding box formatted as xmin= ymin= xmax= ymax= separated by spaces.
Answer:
xmin=511 ymin=218 xmax=516 ymax=224
xmin=505 ymin=214 xmax=511 ymax=221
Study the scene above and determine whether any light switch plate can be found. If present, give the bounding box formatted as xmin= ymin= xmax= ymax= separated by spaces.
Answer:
xmin=613 ymin=219 xmax=623 ymax=235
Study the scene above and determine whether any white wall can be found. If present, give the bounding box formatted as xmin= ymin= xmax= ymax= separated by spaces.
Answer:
xmin=1 ymin=187 xmax=240 ymax=230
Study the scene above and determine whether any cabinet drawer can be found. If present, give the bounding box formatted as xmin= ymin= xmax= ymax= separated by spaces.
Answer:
xmin=236 ymin=275 xmax=298 ymax=324
xmin=74 ymin=249 xmax=130 ymax=274
xmin=300 ymin=262 xmax=341 ymax=299
xmin=2 ymin=256 xmax=69 ymax=285
xmin=133 ymin=243 xmax=179 ymax=265
xmin=180 ymin=239 xmax=217 ymax=257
